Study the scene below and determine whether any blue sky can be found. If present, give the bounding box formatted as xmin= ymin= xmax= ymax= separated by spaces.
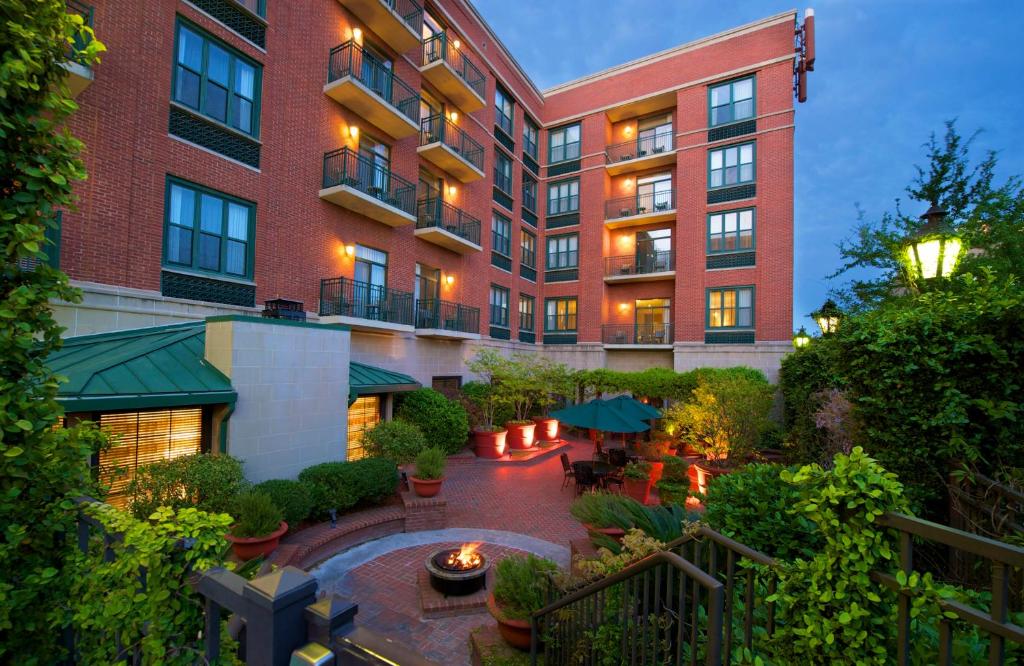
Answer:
xmin=473 ymin=0 xmax=1024 ymax=330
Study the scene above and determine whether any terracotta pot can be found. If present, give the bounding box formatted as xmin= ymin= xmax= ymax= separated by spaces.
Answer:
xmin=646 ymin=460 xmax=665 ymax=484
xmin=693 ymin=460 xmax=734 ymax=495
xmin=226 ymin=521 xmax=288 ymax=561
xmin=533 ymin=417 xmax=559 ymax=443
xmin=410 ymin=475 xmax=443 ymax=498
xmin=623 ymin=477 xmax=652 ymax=505
xmin=505 ymin=421 xmax=537 ymax=450
xmin=487 ymin=593 xmax=532 ymax=651
xmin=582 ymin=523 xmax=625 ymax=544
xmin=473 ymin=428 xmax=508 ymax=459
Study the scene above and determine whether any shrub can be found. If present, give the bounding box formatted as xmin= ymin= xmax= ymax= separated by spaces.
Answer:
xmin=362 ymin=419 xmax=426 ymax=464
xmin=126 ymin=454 xmax=246 ymax=519
xmin=461 ymin=380 xmax=514 ymax=431
xmin=569 ymin=492 xmax=630 ymax=528
xmin=623 ymin=461 xmax=650 ymax=480
xmin=655 ymin=456 xmax=690 ymax=506
xmin=396 ymin=388 xmax=469 ymax=455
xmin=298 ymin=458 xmax=398 ymax=517
xmin=252 ymin=479 xmax=314 ymax=527
xmin=231 ymin=491 xmax=283 ymax=537
xmin=493 ymin=554 xmax=559 ymax=620
xmin=702 ymin=463 xmax=821 ymax=560
xmin=778 ymin=336 xmax=842 ymax=465
xmin=413 ymin=447 xmax=446 ymax=480
xmin=570 ymin=492 xmax=694 ymax=547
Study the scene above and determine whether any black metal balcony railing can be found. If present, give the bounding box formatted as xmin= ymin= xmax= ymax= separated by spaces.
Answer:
xmin=327 ymin=41 xmax=419 ymax=124
xmin=66 ymin=0 xmax=94 ymax=63
xmin=602 ymin=322 xmax=673 ymax=345
xmin=604 ymin=250 xmax=674 ymax=277
xmin=416 ymin=198 xmax=481 ymax=245
xmin=605 ymin=189 xmax=675 ymax=220
xmin=380 ymin=0 xmax=424 ymax=33
xmin=322 ymin=147 xmax=417 ymax=216
xmin=605 ymin=130 xmax=674 ymax=163
xmin=421 ymin=32 xmax=486 ymax=100
xmin=319 ymin=277 xmax=414 ymax=325
xmin=419 ymin=114 xmax=484 ymax=172
xmin=415 ymin=298 xmax=479 ymax=333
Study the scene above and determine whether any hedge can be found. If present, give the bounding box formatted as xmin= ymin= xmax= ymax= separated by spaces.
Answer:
xmin=252 ymin=479 xmax=315 ymax=527
xmin=395 ymin=388 xmax=469 ymax=454
xmin=298 ymin=458 xmax=399 ymax=517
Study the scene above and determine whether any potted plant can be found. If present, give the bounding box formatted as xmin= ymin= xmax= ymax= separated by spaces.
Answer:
xmin=533 ymin=360 xmax=574 ymax=444
xmin=466 ymin=350 xmax=512 ymax=458
xmin=654 ymin=455 xmax=690 ymax=506
xmin=622 ymin=461 xmax=652 ymax=505
xmin=361 ymin=419 xmax=426 ymax=487
xmin=502 ymin=354 xmax=539 ymax=450
xmin=489 ymin=554 xmax=559 ymax=650
xmin=409 ymin=447 xmax=446 ymax=497
xmin=569 ymin=492 xmax=628 ymax=543
xmin=634 ymin=439 xmax=674 ymax=484
xmin=226 ymin=490 xmax=287 ymax=561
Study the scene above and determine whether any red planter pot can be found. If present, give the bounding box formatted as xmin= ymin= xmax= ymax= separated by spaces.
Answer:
xmin=410 ymin=476 xmax=443 ymax=498
xmin=533 ymin=417 xmax=559 ymax=443
xmin=646 ymin=461 xmax=665 ymax=484
xmin=623 ymin=477 xmax=652 ymax=505
xmin=473 ymin=429 xmax=508 ymax=458
xmin=226 ymin=521 xmax=288 ymax=561
xmin=487 ymin=593 xmax=532 ymax=651
xmin=505 ymin=422 xmax=537 ymax=450
xmin=693 ymin=460 xmax=734 ymax=495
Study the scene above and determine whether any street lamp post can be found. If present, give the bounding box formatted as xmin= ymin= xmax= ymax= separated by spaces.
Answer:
xmin=902 ymin=205 xmax=963 ymax=284
xmin=812 ymin=299 xmax=841 ymax=335
xmin=792 ymin=326 xmax=811 ymax=349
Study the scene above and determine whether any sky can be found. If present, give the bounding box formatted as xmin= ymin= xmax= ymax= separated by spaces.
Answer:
xmin=472 ymin=0 xmax=1024 ymax=330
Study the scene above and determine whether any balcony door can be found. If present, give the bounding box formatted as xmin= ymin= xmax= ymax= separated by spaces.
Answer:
xmin=359 ymin=41 xmax=393 ymax=103
xmin=415 ymin=263 xmax=441 ymax=327
xmin=420 ymin=90 xmax=443 ymax=143
xmin=358 ymin=134 xmax=390 ymax=194
xmin=635 ymin=298 xmax=670 ymax=344
xmin=637 ymin=114 xmax=672 ymax=155
xmin=636 ymin=173 xmax=672 ymax=214
xmin=353 ymin=245 xmax=388 ymax=318
xmin=635 ymin=228 xmax=671 ymax=273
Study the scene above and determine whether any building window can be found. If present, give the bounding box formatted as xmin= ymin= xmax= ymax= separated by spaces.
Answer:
xmin=521 ymin=229 xmax=536 ymax=269
xmin=234 ymin=0 xmax=267 ymax=18
xmin=637 ymin=114 xmax=673 ymax=154
xmin=546 ymin=233 xmax=578 ymax=270
xmin=173 ymin=19 xmax=261 ymax=137
xmin=523 ymin=116 xmax=539 ymax=159
xmin=547 ymin=178 xmax=579 ymax=215
xmin=636 ymin=228 xmax=672 ymax=269
xmin=431 ymin=376 xmax=462 ymax=398
xmin=519 ymin=294 xmax=535 ymax=331
xmin=709 ymin=76 xmax=754 ymax=127
xmin=708 ymin=209 xmax=755 ymax=253
xmin=165 ymin=178 xmax=255 ymax=279
xmin=495 ymin=84 xmax=514 ymax=136
xmin=494 ymin=148 xmax=513 ymax=195
xmin=522 ymin=172 xmax=537 ymax=212
xmin=709 ymin=142 xmax=755 ymax=189
xmin=545 ymin=297 xmax=577 ymax=332
xmin=346 ymin=396 xmax=380 ymax=461
xmin=490 ymin=285 xmax=509 ymax=327
xmin=548 ymin=123 xmax=580 ymax=163
xmin=707 ymin=287 xmax=754 ymax=329
xmin=354 ymin=244 xmax=388 ymax=288
xmin=637 ymin=173 xmax=673 ymax=211
xmin=491 ymin=212 xmax=511 ymax=257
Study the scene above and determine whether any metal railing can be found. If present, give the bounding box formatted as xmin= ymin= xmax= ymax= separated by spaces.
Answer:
xmin=416 ymin=197 xmax=481 ymax=245
xmin=605 ymin=250 xmax=674 ymax=277
xmin=322 ymin=147 xmax=417 ymax=216
xmin=319 ymin=277 xmax=414 ymax=325
xmin=66 ymin=0 xmax=94 ymax=63
xmin=327 ymin=40 xmax=419 ymax=123
xmin=605 ymin=130 xmax=674 ymax=164
xmin=415 ymin=298 xmax=479 ymax=333
xmin=421 ymin=32 xmax=486 ymax=100
xmin=419 ymin=114 xmax=484 ymax=172
xmin=606 ymin=190 xmax=675 ymax=220
xmin=379 ymin=0 xmax=423 ymax=33
xmin=602 ymin=322 xmax=673 ymax=345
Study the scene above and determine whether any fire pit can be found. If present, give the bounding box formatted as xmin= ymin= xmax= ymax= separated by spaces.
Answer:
xmin=425 ymin=543 xmax=490 ymax=597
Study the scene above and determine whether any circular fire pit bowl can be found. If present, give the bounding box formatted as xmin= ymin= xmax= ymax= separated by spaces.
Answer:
xmin=425 ymin=547 xmax=491 ymax=597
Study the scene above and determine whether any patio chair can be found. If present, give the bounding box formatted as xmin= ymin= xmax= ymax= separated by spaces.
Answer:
xmin=572 ymin=461 xmax=600 ymax=495
xmin=655 ymin=202 xmax=669 ymax=212
xmin=608 ymin=448 xmax=628 ymax=468
xmin=560 ymin=452 xmax=575 ymax=490
xmin=602 ymin=468 xmax=624 ymax=493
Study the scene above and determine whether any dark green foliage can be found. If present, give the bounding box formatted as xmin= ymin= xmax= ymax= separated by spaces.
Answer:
xmin=570 ymin=492 xmax=695 ymax=548
xmin=252 ymin=479 xmax=314 ymax=527
xmin=396 ymin=388 xmax=469 ymax=454
xmin=230 ymin=491 xmax=283 ymax=537
xmin=778 ymin=337 xmax=843 ymax=464
xmin=569 ymin=491 xmax=628 ymax=527
xmin=702 ymin=463 xmax=822 ymax=559
xmin=413 ymin=447 xmax=446 ymax=480
xmin=298 ymin=458 xmax=398 ymax=517
xmin=493 ymin=554 xmax=558 ymax=620
xmin=655 ymin=456 xmax=690 ymax=505
xmin=125 ymin=454 xmax=247 ymax=519
xmin=361 ymin=418 xmax=426 ymax=464
xmin=573 ymin=365 xmax=769 ymax=402
xmin=461 ymin=380 xmax=513 ymax=429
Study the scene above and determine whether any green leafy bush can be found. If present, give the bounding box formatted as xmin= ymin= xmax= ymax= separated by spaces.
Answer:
xmin=231 ymin=491 xmax=283 ymax=537
xmin=778 ymin=336 xmax=842 ymax=465
xmin=655 ymin=456 xmax=690 ymax=506
xmin=252 ymin=479 xmax=314 ymax=527
xmin=460 ymin=380 xmax=514 ymax=430
xmin=396 ymin=388 xmax=469 ymax=455
xmin=361 ymin=419 xmax=426 ymax=464
xmin=569 ymin=492 xmax=630 ymax=528
xmin=125 ymin=454 xmax=246 ymax=519
xmin=413 ymin=447 xmax=446 ymax=480
xmin=569 ymin=492 xmax=694 ymax=547
xmin=702 ymin=463 xmax=821 ymax=560
xmin=298 ymin=458 xmax=398 ymax=517
xmin=493 ymin=554 xmax=559 ymax=620
xmin=623 ymin=461 xmax=650 ymax=480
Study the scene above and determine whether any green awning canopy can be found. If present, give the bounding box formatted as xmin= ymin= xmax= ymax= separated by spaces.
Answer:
xmin=550 ymin=398 xmax=651 ymax=434
xmin=349 ymin=361 xmax=420 ymax=396
xmin=50 ymin=322 xmax=236 ymax=413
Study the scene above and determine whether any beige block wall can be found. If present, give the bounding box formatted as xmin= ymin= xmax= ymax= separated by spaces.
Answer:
xmin=673 ymin=342 xmax=792 ymax=382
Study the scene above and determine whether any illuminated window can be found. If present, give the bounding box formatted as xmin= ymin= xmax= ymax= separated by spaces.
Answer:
xmin=545 ymin=297 xmax=577 ymax=332
xmin=707 ymin=287 xmax=754 ymax=329
xmin=346 ymin=396 xmax=381 ymax=461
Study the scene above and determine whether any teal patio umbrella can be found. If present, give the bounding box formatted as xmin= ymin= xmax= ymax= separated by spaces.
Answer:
xmin=606 ymin=395 xmax=661 ymax=421
xmin=550 ymin=398 xmax=651 ymax=434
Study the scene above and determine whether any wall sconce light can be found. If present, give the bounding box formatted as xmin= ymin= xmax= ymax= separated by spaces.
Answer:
xmin=448 ymin=185 xmax=457 ymax=197
xmin=344 ymin=244 xmax=355 ymax=257
xmin=348 ymin=125 xmax=359 ymax=140
xmin=444 ymin=273 xmax=455 ymax=286
xmin=624 ymin=125 xmax=633 ymax=137
xmin=618 ymin=302 xmax=630 ymax=313
xmin=448 ymin=110 xmax=459 ymax=123
xmin=352 ymin=28 xmax=363 ymax=42
xmin=452 ymin=38 xmax=461 ymax=49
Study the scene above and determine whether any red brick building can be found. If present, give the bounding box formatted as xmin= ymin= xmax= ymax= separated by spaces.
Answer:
xmin=57 ymin=0 xmax=814 ymax=381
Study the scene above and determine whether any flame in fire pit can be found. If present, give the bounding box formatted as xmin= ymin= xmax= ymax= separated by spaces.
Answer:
xmin=445 ymin=543 xmax=482 ymax=570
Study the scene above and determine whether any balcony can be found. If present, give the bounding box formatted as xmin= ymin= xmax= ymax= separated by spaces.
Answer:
xmin=319 ymin=147 xmax=416 ymax=227
xmin=324 ymin=41 xmax=420 ymax=139
xmin=605 ymin=131 xmax=677 ymax=176
xmin=336 ymin=0 xmax=423 ymax=53
xmin=415 ymin=198 xmax=482 ymax=254
xmin=414 ymin=299 xmax=481 ymax=339
xmin=319 ymin=277 xmax=415 ymax=333
xmin=604 ymin=190 xmax=676 ymax=229
xmin=63 ymin=0 xmax=95 ymax=98
xmin=420 ymin=32 xmax=486 ymax=112
xmin=602 ymin=323 xmax=673 ymax=349
xmin=604 ymin=251 xmax=675 ymax=283
xmin=418 ymin=114 xmax=484 ymax=182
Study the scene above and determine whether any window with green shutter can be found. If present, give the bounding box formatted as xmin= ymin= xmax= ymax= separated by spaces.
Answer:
xmin=164 ymin=178 xmax=255 ymax=279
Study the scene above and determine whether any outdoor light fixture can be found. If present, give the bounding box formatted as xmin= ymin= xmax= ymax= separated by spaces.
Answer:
xmin=448 ymin=111 xmax=459 ymax=123
xmin=348 ymin=125 xmax=359 ymax=140
xmin=903 ymin=205 xmax=962 ymax=283
xmin=444 ymin=274 xmax=455 ymax=286
xmin=448 ymin=185 xmax=457 ymax=197
xmin=352 ymin=28 xmax=362 ymax=42
xmin=618 ymin=302 xmax=629 ymax=313
xmin=344 ymin=244 xmax=355 ymax=257
xmin=452 ymin=38 xmax=461 ymax=49
xmin=792 ymin=327 xmax=811 ymax=349
xmin=812 ymin=299 xmax=841 ymax=335
xmin=624 ymin=125 xmax=633 ymax=137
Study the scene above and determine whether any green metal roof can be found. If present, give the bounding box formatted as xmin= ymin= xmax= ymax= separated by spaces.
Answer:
xmin=349 ymin=361 xmax=420 ymax=395
xmin=50 ymin=322 xmax=236 ymax=412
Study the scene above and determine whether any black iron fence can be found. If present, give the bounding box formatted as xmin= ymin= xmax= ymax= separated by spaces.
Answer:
xmin=416 ymin=197 xmax=481 ymax=245
xmin=605 ymin=130 xmax=674 ymax=164
xmin=604 ymin=250 xmax=674 ymax=277
xmin=606 ymin=190 xmax=675 ymax=220
xmin=319 ymin=276 xmax=414 ymax=325
xmin=421 ymin=32 xmax=486 ymax=100
xmin=415 ymin=298 xmax=479 ymax=333
xmin=327 ymin=40 xmax=419 ymax=123
xmin=602 ymin=323 xmax=672 ymax=345
xmin=419 ymin=114 xmax=484 ymax=172
xmin=379 ymin=0 xmax=423 ymax=33
xmin=322 ymin=147 xmax=417 ymax=216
